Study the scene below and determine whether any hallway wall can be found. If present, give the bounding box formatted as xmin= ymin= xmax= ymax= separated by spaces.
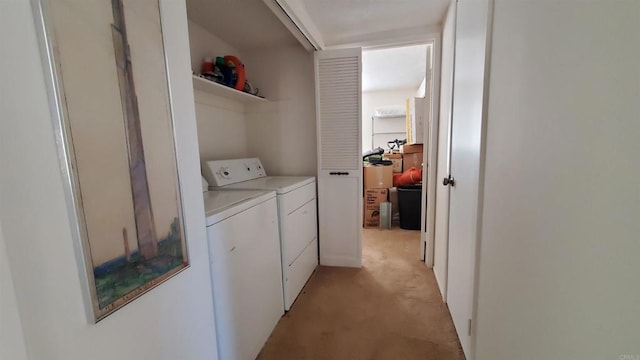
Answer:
xmin=475 ymin=1 xmax=640 ymax=358
xmin=0 ymin=1 xmax=218 ymax=359
xmin=0 ymin=221 xmax=28 ymax=360
xmin=362 ymin=89 xmax=416 ymax=153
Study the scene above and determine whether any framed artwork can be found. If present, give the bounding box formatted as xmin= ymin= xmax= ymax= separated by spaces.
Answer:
xmin=33 ymin=0 xmax=189 ymax=322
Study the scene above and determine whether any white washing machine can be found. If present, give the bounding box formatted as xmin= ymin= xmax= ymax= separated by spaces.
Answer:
xmin=203 ymin=189 xmax=284 ymax=360
xmin=203 ymin=158 xmax=318 ymax=310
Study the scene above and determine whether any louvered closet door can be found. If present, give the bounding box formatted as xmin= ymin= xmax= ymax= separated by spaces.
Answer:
xmin=315 ymin=48 xmax=362 ymax=268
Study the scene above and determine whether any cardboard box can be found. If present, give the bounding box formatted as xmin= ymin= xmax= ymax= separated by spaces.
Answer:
xmin=383 ymin=153 xmax=403 ymax=173
xmin=401 ymin=143 xmax=423 ymax=154
xmin=363 ymin=188 xmax=388 ymax=228
xmin=403 ymin=153 xmax=424 ymax=171
xmin=401 ymin=144 xmax=424 ymax=171
xmin=363 ymin=165 xmax=393 ymax=189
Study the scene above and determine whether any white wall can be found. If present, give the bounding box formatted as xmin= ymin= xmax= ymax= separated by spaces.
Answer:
xmin=0 ymin=221 xmax=28 ymax=360
xmin=187 ymin=20 xmax=249 ymax=162
xmin=362 ymin=89 xmax=416 ymax=152
xmin=194 ymin=92 xmax=250 ymax=162
xmin=0 ymin=1 xmax=218 ymax=359
xmin=416 ymin=77 xmax=427 ymax=98
xmin=243 ymin=45 xmax=317 ymax=176
xmin=475 ymin=1 xmax=640 ymax=359
xmin=187 ymin=20 xmax=243 ymax=75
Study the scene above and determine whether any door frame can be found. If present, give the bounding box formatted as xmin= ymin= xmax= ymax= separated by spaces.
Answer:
xmin=470 ymin=0 xmax=494 ymax=354
xmin=423 ymin=36 xmax=441 ymax=266
xmin=359 ymin=33 xmax=441 ymax=263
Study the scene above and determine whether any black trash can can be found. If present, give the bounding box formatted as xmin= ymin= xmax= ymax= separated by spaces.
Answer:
xmin=397 ymin=185 xmax=422 ymax=230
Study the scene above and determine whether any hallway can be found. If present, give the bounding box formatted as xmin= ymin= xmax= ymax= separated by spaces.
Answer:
xmin=258 ymin=227 xmax=463 ymax=360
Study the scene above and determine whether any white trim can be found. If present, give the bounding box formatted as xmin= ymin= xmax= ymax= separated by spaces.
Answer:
xmin=276 ymin=0 xmax=325 ymax=49
xmin=261 ymin=0 xmax=324 ymax=51
xmin=30 ymin=0 xmax=97 ymax=323
xmin=319 ymin=255 xmax=362 ymax=268
xmin=470 ymin=0 xmax=494 ymax=356
xmin=354 ymin=33 xmax=442 ymax=265
xmin=425 ymin=34 xmax=442 ymax=268
xmin=357 ymin=32 xmax=442 ymax=265
xmin=314 ymin=47 xmax=362 ymax=60
xmin=333 ymin=27 xmax=442 ymax=50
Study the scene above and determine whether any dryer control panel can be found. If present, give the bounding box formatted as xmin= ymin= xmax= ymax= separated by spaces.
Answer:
xmin=203 ymin=158 xmax=266 ymax=187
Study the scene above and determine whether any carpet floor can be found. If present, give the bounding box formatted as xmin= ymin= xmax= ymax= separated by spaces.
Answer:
xmin=257 ymin=227 xmax=464 ymax=360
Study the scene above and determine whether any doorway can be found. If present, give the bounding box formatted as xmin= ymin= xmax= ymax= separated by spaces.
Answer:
xmin=361 ymin=43 xmax=433 ymax=262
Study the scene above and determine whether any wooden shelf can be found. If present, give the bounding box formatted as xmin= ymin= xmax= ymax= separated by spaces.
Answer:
xmin=192 ymin=75 xmax=267 ymax=104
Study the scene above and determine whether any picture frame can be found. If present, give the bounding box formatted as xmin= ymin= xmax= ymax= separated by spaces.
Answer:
xmin=32 ymin=0 xmax=189 ymax=322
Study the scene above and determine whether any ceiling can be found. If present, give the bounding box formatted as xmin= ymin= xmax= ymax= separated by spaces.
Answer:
xmin=298 ymin=0 xmax=450 ymax=47
xmin=186 ymin=0 xmax=299 ymax=51
xmin=276 ymin=0 xmax=445 ymax=91
xmin=186 ymin=0 xmax=450 ymax=51
xmin=362 ymin=44 xmax=428 ymax=92
xmin=186 ymin=0 xmax=444 ymax=91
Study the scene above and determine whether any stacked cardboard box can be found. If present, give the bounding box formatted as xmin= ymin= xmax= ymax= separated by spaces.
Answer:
xmin=363 ymin=164 xmax=393 ymax=228
xmin=363 ymin=165 xmax=393 ymax=189
xmin=401 ymin=143 xmax=424 ymax=171
xmin=363 ymin=188 xmax=388 ymax=228
xmin=383 ymin=153 xmax=403 ymax=173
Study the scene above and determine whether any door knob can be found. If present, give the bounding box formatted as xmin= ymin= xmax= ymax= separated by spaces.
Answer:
xmin=443 ymin=175 xmax=455 ymax=187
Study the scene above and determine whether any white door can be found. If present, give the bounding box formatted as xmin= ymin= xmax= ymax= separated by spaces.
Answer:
xmin=446 ymin=0 xmax=491 ymax=358
xmin=315 ymin=48 xmax=362 ymax=268
xmin=433 ymin=0 xmax=457 ymax=301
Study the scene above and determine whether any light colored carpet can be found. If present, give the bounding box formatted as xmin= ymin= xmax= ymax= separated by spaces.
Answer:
xmin=257 ymin=227 xmax=464 ymax=360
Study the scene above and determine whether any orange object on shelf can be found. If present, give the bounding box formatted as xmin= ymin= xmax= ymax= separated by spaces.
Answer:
xmin=393 ymin=167 xmax=422 ymax=187
xmin=224 ymin=55 xmax=246 ymax=91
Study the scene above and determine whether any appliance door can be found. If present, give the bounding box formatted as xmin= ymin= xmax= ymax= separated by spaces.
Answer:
xmin=207 ymin=198 xmax=284 ymax=360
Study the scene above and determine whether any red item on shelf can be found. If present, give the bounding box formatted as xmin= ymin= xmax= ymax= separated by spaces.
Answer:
xmin=224 ymin=55 xmax=246 ymax=91
xmin=201 ymin=57 xmax=214 ymax=74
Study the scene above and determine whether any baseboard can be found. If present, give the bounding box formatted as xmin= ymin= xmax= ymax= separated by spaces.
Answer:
xmin=434 ymin=269 xmax=447 ymax=303
xmin=319 ymin=255 xmax=361 ymax=268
